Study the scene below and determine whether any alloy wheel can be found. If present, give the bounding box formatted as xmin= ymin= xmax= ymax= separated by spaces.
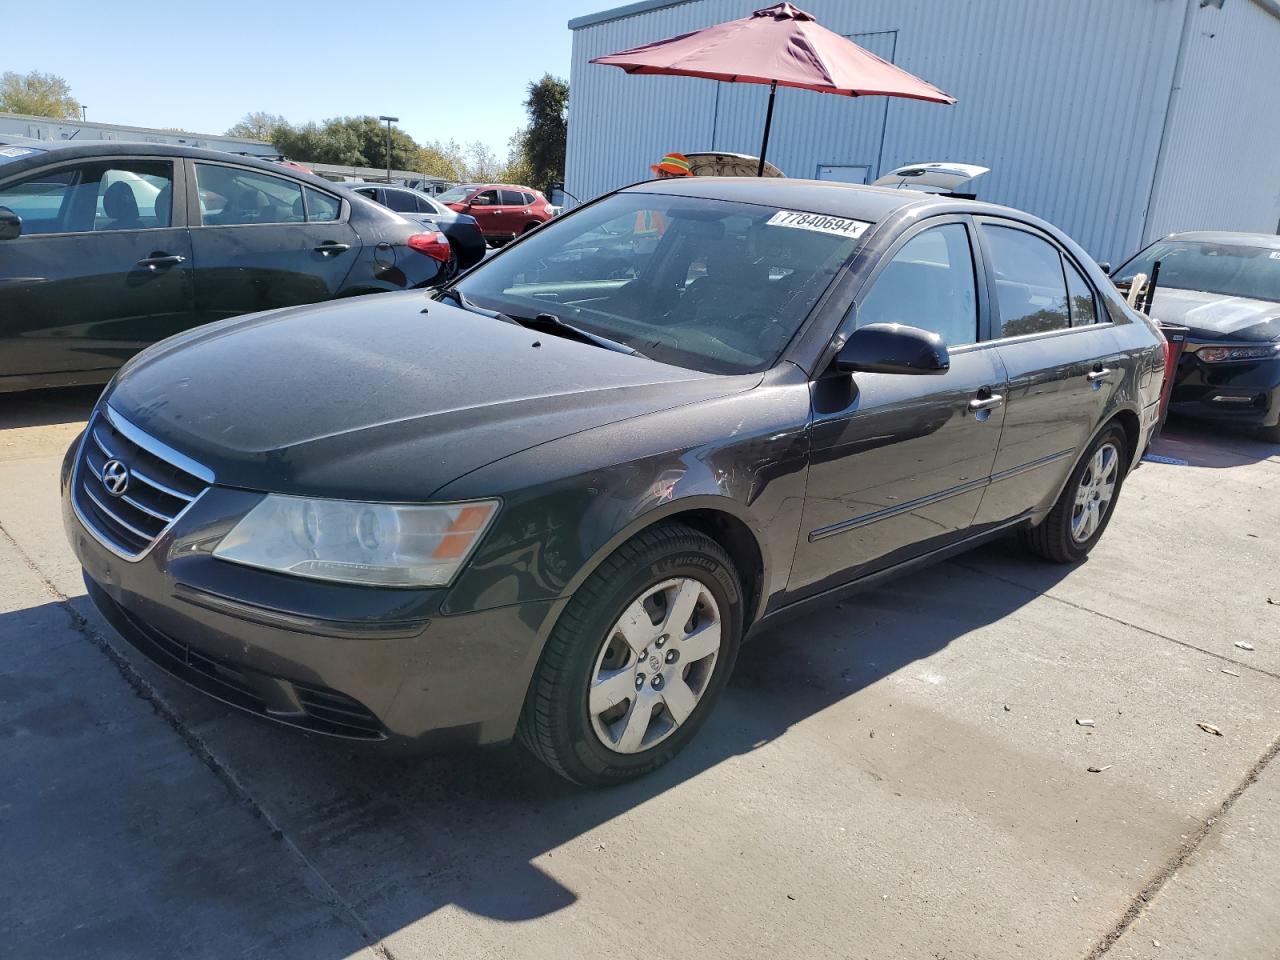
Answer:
xmin=1071 ymin=441 xmax=1120 ymax=542
xmin=588 ymin=577 xmax=722 ymax=754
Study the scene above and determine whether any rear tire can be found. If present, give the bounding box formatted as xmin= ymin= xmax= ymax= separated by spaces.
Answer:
xmin=1023 ymin=423 xmax=1129 ymax=564
xmin=1256 ymin=423 xmax=1280 ymax=444
xmin=517 ymin=522 xmax=743 ymax=786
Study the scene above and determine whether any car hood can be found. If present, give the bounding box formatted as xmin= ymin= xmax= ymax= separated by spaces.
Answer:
xmin=106 ymin=293 xmax=760 ymax=501
xmin=1149 ymin=287 xmax=1280 ymax=341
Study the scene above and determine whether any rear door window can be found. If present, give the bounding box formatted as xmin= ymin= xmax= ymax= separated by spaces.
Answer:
xmin=304 ymin=187 xmax=341 ymax=222
xmin=1064 ymin=258 xmax=1098 ymax=326
xmin=857 ymin=223 xmax=978 ymax=347
xmin=383 ymin=189 xmax=418 ymax=213
xmin=194 ymin=163 xmax=305 ymax=226
xmin=982 ymin=224 xmax=1070 ymax=337
xmin=500 ymin=189 xmax=526 ymax=206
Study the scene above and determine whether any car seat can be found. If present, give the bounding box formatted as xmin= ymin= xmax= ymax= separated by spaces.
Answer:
xmin=101 ymin=181 xmax=142 ymax=231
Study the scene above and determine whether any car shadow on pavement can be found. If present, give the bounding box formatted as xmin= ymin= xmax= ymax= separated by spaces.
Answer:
xmin=20 ymin=537 xmax=1073 ymax=950
xmin=0 ymin=386 xmax=100 ymax=431
xmin=1151 ymin=418 xmax=1280 ymax=468
xmin=0 ymin=542 xmax=1080 ymax=957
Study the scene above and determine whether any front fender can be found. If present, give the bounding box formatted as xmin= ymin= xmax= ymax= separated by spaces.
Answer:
xmin=435 ymin=370 xmax=813 ymax=621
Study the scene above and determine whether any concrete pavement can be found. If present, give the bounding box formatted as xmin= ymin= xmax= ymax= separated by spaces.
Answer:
xmin=1 ymin=387 xmax=1278 ymax=960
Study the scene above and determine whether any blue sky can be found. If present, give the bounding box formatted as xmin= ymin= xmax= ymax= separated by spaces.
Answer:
xmin=5 ymin=0 xmax=598 ymax=152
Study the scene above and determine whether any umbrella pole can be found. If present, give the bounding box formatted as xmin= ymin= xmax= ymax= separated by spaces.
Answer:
xmin=757 ymin=80 xmax=777 ymax=177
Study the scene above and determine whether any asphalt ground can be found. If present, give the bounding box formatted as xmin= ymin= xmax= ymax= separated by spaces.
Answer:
xmin=2 ymin=386 xmax=1277 ymax=960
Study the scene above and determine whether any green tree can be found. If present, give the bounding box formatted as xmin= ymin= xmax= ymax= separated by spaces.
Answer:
xmin=509 ymin=74 xmax=568 ymax=191
xmin=417 ymin=140 xmax=468 ymax=181
xmin=0 ymin=70 xmax=80 ymax=120
xmin=266 ymin=115 xmax=422 ymax=170
xmin=225 ymin=111 xmax=288 ymax=141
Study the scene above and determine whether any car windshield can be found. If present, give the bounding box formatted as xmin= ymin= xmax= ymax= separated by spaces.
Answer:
xmin=1113 ymin=239 xmax=1280 ymax=303
xmin=437 ymin=185 xmax=476 ymax=203
xmin=453 ymin=193 xmax=869 ymax=374
xmin=0 ymin=144 xmax=45 ymax=165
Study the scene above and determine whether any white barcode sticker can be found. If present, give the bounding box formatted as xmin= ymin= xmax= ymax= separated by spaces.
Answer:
xmin=767 ymin=210 xmax=871 ymax=239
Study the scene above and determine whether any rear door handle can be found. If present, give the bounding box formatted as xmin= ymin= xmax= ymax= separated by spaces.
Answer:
xmin=968 ymin=394 xmax=1005 ymax=412
xmin=1087 ymin=368 xmax=1112 ymax=382
xmin=136 ymin=254 xmax=185 ymax=270
xmin=314 ymin=242 xmax=351 ymax=255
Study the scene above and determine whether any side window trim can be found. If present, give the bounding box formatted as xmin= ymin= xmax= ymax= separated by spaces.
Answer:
xmin=973 ymin=215 xmax=1112 ymax=343
xmin=0 ymin=156 xmax=185 ymax=235
xmin=840 ymin=213 xmax=993 ymax=352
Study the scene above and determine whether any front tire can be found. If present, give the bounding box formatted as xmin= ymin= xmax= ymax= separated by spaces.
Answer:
xmin=1023 ymin=423 xmax=1129 ymax=563
xmin=517 ymin=522 xmax=743 ymax=786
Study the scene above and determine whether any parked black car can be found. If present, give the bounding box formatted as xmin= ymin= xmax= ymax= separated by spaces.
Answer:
xmin=1112 ymin=231 xmax=1280 ymax=441
xmin=0 ymin=142 xmax=452 ymax=393
xmin=338 ymin=182 xmax=487 ymax=269
xmin=63 ymin=177 xmax=1165 ymax=784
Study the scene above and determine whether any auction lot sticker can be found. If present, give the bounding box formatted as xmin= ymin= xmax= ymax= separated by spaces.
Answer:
xmin=767 ymin=210 xmax=871 ymax=239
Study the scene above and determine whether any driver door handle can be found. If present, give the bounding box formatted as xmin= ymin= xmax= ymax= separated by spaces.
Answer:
xmin=1087 ymin=368 xmax=1112 ymax=382
xmin=136 ymin=254 xmax=185 ymax=270
xmin=968 ymin=394 xmax=1005 ymax=412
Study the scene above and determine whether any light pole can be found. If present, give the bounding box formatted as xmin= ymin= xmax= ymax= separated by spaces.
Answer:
xmin=80 ymin=105 xmax=87 ymax=122
xmin=378 ymin=115 xmax=398 ymax=183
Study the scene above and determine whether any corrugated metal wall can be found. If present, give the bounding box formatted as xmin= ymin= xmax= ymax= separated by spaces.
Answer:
xmin=567 ymin=0 xmax=1208 ymax=262
xmin=1144 ymin=0 xmax=1280 ymax=242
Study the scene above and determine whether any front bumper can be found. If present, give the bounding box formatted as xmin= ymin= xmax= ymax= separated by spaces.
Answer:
xmin=1168 ymin=350 xmax=1280 ymax=428
xmin=61 ymin=437 xmax=554 ymax=750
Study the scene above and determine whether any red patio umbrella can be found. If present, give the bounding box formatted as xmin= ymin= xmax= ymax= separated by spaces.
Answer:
xmin=591 ymin=2 xmax=956 ymax=176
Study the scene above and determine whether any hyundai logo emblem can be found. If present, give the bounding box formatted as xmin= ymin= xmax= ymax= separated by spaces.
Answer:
xmin=101 ymin=459 xmax=130 ymax=497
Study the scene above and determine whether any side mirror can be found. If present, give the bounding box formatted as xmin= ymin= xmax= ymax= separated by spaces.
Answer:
xmin=0 ymin=206 xmax=21 ymax=241
xmin=469 ymin=195 xmax=490 ymax=207
xmin=836 ymin=323 xmax=950 ymax=375
xmin=1097 ymin=261 xmax=1112 ymax=276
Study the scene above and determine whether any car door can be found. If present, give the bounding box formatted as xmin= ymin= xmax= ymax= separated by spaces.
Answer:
xmin=466 ymin=188 xmax=502 ymax=237
xmin=186 ymin=160 xmax=361 ymax=324
xmin=0 ymin=156 xmax=193 ymax=382
xmin=500 ymin=189 xmax=533 ymax=235
xmin=970 ymin=218 xmax=1124 ymax=525
xmin=789 ymin=218 xmax=1009 ymax=597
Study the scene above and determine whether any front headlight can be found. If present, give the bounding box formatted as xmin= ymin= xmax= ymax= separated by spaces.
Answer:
xmin=212 ymin=495 xmax=499 ymax=587
xmin=1195 ymin=344 xmax=1280 ymax=363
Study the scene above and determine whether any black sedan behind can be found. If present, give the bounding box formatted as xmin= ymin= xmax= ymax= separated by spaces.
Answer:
xmin=1113 ymin=232 xmax=1280 ymax=441
xmin=338 ymin=182 xmax=487 ymax=269
xmin=0 ymin=142 xmax=452 ymax=393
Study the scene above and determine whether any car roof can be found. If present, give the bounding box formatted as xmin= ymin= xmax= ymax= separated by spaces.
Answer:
xmin=341 ymin=181 xmax=424 ymax=192
xmin=0 ymin=140 xmax=346 ymax=192
xmin=626 ymin=175 xmax=1025 ymax=225
xmin=1165 ymin=231 xmax=1280 ymax=250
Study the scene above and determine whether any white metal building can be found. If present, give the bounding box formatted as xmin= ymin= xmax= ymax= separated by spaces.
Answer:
xmin=0 ymin=112 xmax=277 ymax=159
xmin=566 ymin=0 xmax=1280 ymax=263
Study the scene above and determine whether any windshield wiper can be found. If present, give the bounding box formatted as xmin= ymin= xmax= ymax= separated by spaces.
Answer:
xmin=515 ymin=312 xmax=643 ymax=357
xmin=434 ymin=286 xmax=517 ymax=324
xmin=436 ymin=290 xmax=644 ymax=358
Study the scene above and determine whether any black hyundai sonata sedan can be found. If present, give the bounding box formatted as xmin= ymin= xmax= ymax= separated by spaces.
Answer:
xmin=63 ymin=177 xmax=1166 ymax=784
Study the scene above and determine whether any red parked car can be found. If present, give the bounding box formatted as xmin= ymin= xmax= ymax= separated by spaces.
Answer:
xmin=437 ymin=183 xmax=554 ymax=244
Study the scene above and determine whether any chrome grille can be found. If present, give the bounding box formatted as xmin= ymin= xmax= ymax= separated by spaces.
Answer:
xmin=73 ymin=408 xmax=213 ymax=559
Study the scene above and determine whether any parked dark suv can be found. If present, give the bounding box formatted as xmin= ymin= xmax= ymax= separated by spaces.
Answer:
xmin=63 ymin=176 xmax=1165 ymax=785
xmin=0 ymin=142 xmax=451 ymax=393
